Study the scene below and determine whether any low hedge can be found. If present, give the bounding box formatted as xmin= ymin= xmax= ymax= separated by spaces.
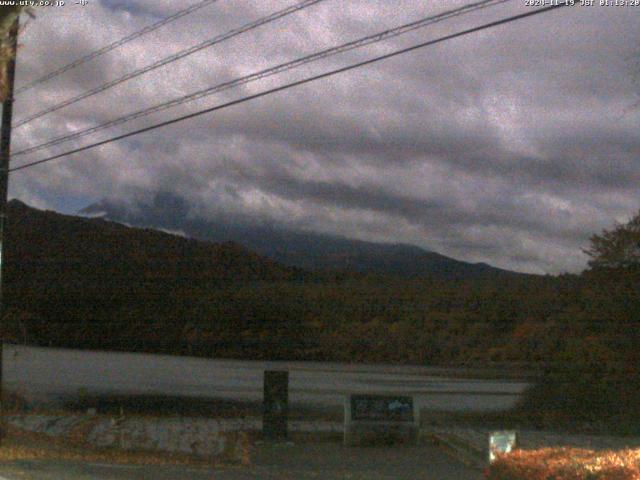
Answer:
xmin=485 ymin=447 xmax=640 ymax=480
xmin=521 ymin=369 xmax=640 ymax=433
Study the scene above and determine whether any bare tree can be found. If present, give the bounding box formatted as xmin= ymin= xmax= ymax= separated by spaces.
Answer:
xmin=584 ymin=210 xmax=640 ymax=270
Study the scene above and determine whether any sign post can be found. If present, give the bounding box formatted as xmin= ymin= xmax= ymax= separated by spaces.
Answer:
xmin=263 ymin=370 xmax=288 ymax=441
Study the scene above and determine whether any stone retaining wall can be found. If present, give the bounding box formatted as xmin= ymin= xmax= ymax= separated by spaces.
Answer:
xmin=6 ymin=414 xmax=254 ymax=460
xmin=6 ymin=414 xmax=344 ymax=459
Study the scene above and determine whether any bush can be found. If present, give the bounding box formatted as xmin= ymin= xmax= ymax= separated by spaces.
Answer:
xmin=516 ymin=363 xmax=640 ymax=433
xmin=485 ymin=447 xmax=640 ymax=480
xmin=1 ymin=389 xmax=29 ymax=413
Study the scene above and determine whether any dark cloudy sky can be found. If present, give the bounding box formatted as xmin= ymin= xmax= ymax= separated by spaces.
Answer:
xmin=8 ymin=0 xmax=640 ymax=274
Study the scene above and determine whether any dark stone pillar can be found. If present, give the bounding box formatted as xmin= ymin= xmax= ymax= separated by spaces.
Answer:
xmin=263 ymin=370 xmax=289 ymax=440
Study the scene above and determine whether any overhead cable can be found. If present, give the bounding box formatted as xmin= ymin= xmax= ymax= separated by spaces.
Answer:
xmin=13 ymin=0 xmax=510 ymax=157
xmin=13 ymin=0 xmax=328 ymax=128
xmin=15 ymin=0 xmax=220 ymax=95
xmin=10 ymin=2 xmax=573 ymax=173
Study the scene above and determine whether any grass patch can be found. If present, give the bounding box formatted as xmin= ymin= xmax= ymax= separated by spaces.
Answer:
xmin=514 ymin=367 xmax=640 ymax=436
xmin=424 ymin=410 xmax=522 ymax=428
xmin=61 ymin=393 xmax=342 ymax=421
xmin=423 ymin=408 xmax=640 ymax=437
xmin=1 ymin=389 xmax=30 ymax=414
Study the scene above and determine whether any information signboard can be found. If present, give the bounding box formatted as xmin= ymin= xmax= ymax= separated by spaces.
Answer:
xmin=344 ymin=393 xmax=419 ymax=446
xmin=351 ymin=394 xmax=414 ymax=422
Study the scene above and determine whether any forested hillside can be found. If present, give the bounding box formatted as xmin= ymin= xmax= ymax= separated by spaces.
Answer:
xmin=3 ymin=200 xmax=638 ymax=375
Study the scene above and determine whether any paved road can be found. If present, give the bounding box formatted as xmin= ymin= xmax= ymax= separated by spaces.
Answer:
xmin=4 ymin=344 xmax=526 ymax=412
xmin=0 ymin=442 xmax=482 ymax=479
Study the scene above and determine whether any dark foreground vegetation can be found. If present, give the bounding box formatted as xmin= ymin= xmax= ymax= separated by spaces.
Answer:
xmin=3 ymin=200 xmax=640 ymax=430
xmin=485 ymin=448 xmax=640 ymax=480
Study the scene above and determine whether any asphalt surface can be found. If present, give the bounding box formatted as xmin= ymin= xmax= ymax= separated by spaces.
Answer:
xmin=0 ymin=441 xmax=482 ymax=479
xmin=4 ymin=344 xmax=525 ymax=413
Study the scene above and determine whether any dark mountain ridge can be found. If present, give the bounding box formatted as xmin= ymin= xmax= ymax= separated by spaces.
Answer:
xmin=6 ymin=198 xmax=302 ymax=285
xmin=81 ymin=193 xmax=525 ymax=280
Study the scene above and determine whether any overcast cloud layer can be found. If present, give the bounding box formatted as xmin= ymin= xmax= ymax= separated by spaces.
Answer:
xmin=8 ymin=0 xmax=640 ymax=274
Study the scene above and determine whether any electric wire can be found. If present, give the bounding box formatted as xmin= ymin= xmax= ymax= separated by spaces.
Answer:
xmin=14 ymin=0 xmax=220 ymax=95
xmin=10 ymin=2 xmax=572 ymax=174
xmin=12 ymin=0 xmax=511 ymax=158
xmin=13 ymin=0 xmax=328 ymax=129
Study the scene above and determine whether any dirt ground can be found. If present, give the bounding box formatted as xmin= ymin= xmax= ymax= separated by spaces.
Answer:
xmin=0 ymin=432 xmax=482 ymax=480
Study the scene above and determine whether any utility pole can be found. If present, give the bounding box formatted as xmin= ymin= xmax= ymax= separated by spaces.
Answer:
xmin=0 ymin=16 xmax=19 ymax=445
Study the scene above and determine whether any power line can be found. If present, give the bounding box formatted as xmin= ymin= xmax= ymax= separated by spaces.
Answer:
xmin=10 ymin=2 xmax=573 ymax=174
xmin=13 ymin=0 xmax=328 ymax=129
xmin=13 ymin=0 xmax=511 ymax=158
xmin=15 ymin=0 xmax=219 ymax=96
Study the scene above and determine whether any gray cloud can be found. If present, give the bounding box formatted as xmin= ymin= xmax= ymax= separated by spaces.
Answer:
xmin=8 ymin=0 xmax=640 ymax=274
